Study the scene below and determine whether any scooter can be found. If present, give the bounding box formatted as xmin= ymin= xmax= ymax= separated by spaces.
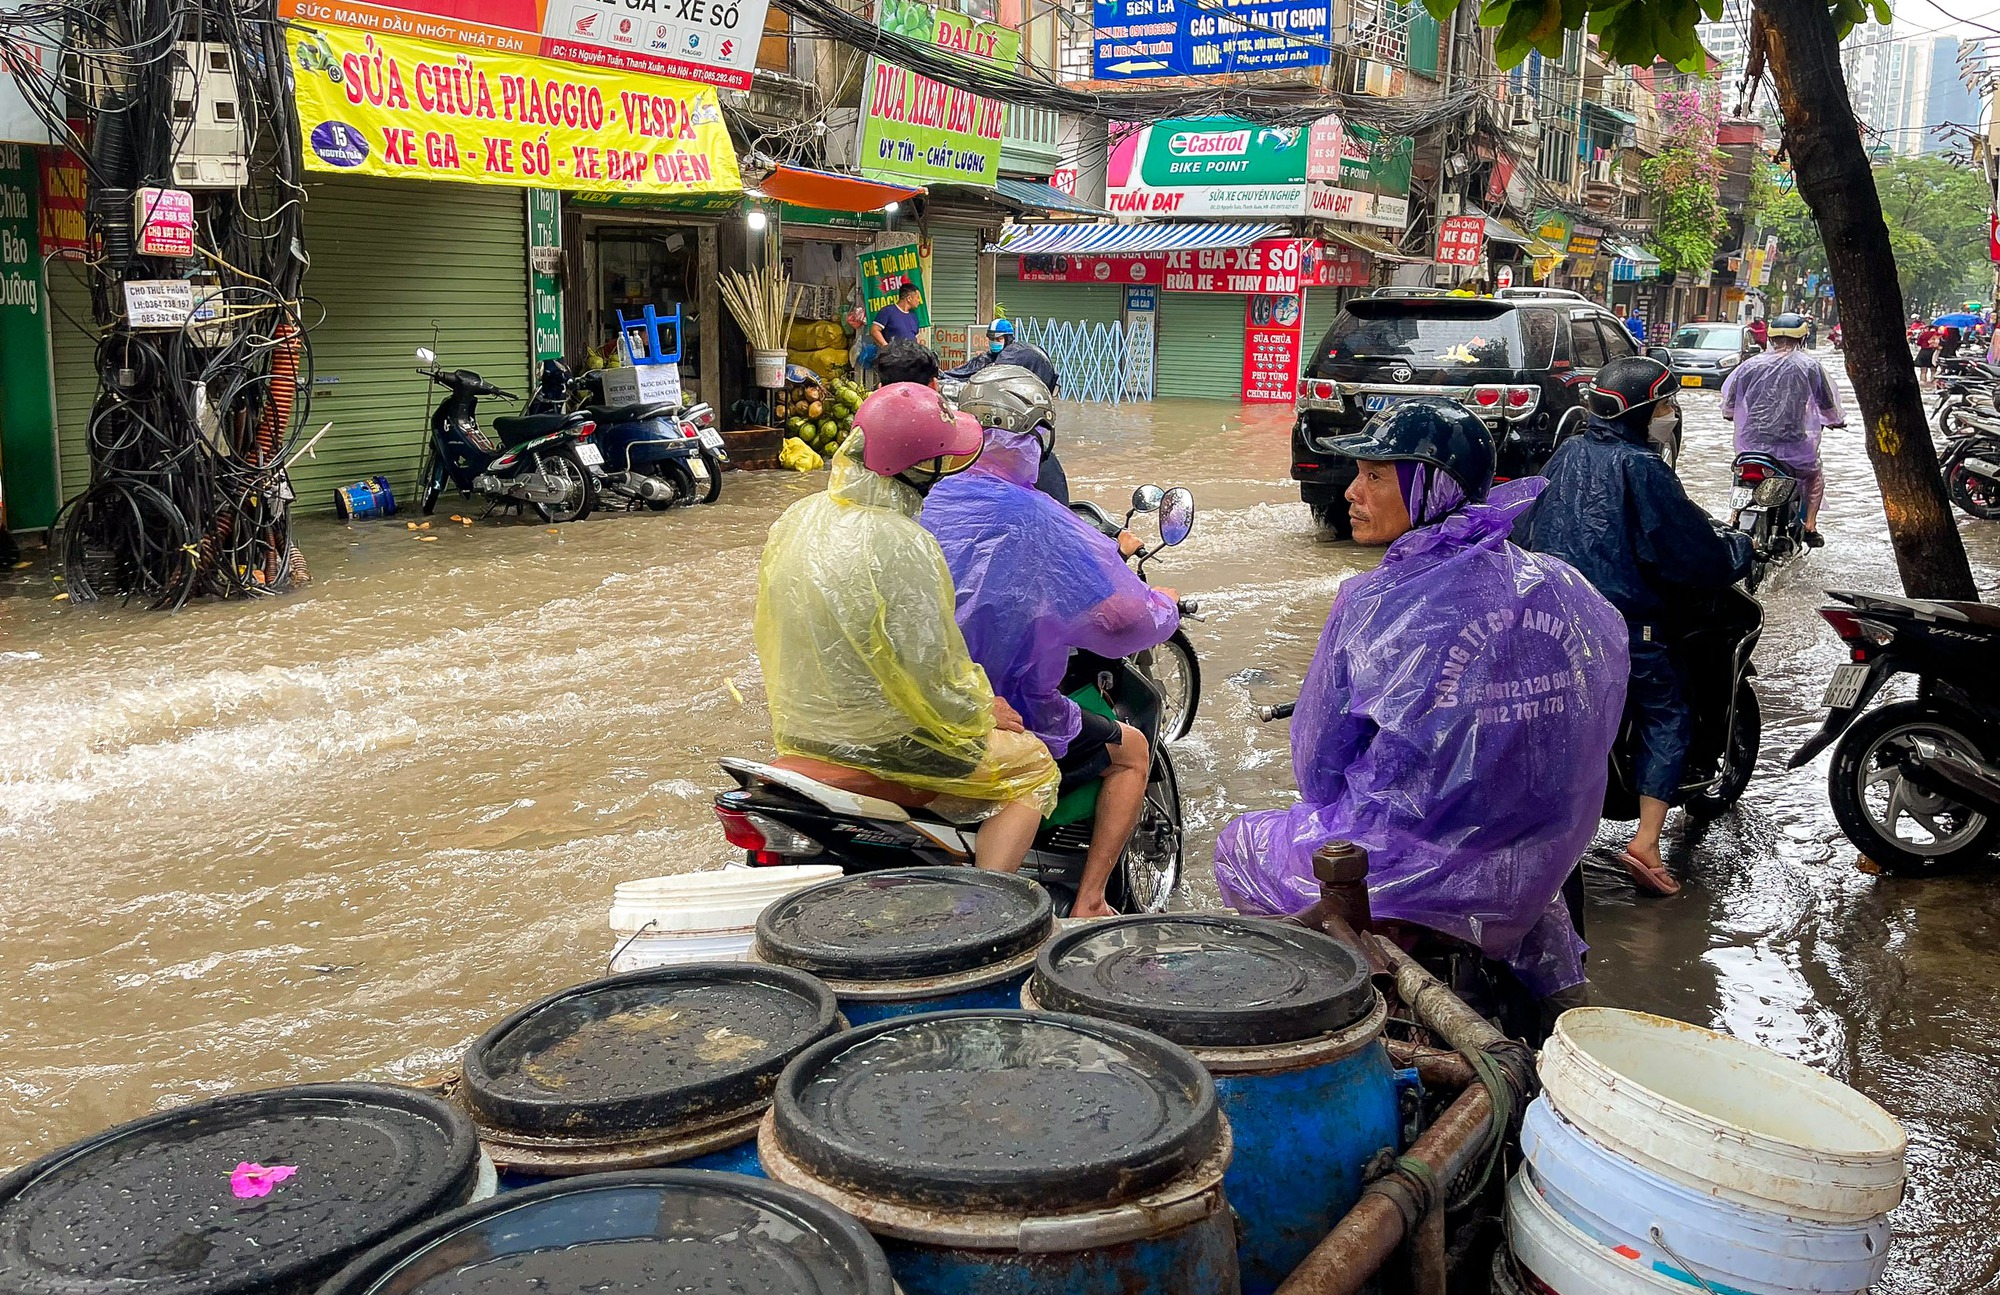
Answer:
xmin=526 ymin=361 xmax=728 ymax=510
xmin=710 ymin=488 xmax=1200 ymax=915
xmin=1070 ymin=484 xmax=1204 ymax=743
xmin=1940 ymin=428 xmax=2000 ymax=519
xmin=1791 ymin=590 xmax=2000 ymax=873
xmin=1729 ymin=453 xmax=1807 ymax=590
xmin=414 ymin=347 xmax=598 ymax=523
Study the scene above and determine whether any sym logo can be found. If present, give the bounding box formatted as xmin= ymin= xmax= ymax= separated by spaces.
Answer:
xmin=1391 ymin=365 xmax=1413 ymax=383
xmin=1167 ymin=130 xmax=1250 ymax=158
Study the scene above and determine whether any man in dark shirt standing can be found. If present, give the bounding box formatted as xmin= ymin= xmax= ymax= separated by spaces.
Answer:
xmin=870 ymin=282 xmax=924 ymax=350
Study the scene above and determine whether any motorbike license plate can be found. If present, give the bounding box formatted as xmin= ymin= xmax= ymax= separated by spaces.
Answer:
xmin=696 ymin=427 xmax=725 ymax=450
xmin=574 ymin=443 xmax=605 ymax=467
xmin=1680 ymin=375 xmax=1704 ymax=388
xmin=1363 ymin=394 xmax=1405 ymax=413
xmin=1729 ymin=485 xmax=1753 ymax=510
xmin=1822 ymin=663 xmax=1870 ymax=709
xmin=689 ymin=457 xmax=710 ymax=482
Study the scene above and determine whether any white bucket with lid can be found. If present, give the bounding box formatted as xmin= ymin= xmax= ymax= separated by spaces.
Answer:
xmin=1539 ymin=1008 xmax=1906 ymax=1225
xmin=608 ymin=865 xmax=842 ymax=972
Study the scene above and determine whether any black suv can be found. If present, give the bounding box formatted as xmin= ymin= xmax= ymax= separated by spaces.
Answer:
xmin=1293 ymin=289 xmax=1679 ymax=536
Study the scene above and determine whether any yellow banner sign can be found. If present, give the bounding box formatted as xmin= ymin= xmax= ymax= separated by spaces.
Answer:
xmin=288 ymin=25 xmax=740 ymax=197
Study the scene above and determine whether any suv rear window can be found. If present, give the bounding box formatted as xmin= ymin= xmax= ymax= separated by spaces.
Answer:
xmin=1320 ymin=301 xmax=1523 ymax=369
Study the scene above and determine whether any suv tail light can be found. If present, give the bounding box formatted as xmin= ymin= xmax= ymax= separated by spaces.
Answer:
xmin=1296 ymin=379 xmax=1344 ymax=413
xmin=1470 ymin=384 xmax=1504 ymax=409
xmin=1505 ymin=385 xmax=1539 ymax=414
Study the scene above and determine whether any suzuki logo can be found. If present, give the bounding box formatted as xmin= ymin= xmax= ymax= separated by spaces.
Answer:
xmin=1391 ymin=365 xmax=1413 ymax=383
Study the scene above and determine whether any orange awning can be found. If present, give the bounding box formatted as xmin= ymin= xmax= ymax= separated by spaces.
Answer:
xmin=753 ymin=165 xmax=919 ymax=213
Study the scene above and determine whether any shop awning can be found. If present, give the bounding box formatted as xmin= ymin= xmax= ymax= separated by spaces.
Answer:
xmin=992 ymin=177 xmax=1110 ymax=218
xmin=1467 ymin=206 xmax=1534 ymax=246
xmin=1321 ymin=226 xmax=1427 ymax=263
xmin=751 ymin=164 xmax=919 ymax=212
xmin=987 ymin=221 xmax=1288 ymax=255
xmin=1523 ymin=236 xmax=1564 ymax=260
xmin=1608 ymin=239 xmax=1659 ymax=265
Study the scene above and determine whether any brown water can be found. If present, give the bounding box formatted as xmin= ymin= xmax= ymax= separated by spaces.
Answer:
xmin=3 ymin=376 xmax=1999 ymax=1288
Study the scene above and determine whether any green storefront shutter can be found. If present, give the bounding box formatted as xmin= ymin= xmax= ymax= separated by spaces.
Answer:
xmin=1406 ymin=8 xmax=1441 ymax=77
xmin=47 ymin=174 xmax=528 ymax=510
xmin=1154 ymin=292 xmax=1246 ymax=401
xmin=1000 ymin=268 xmax=1126 ymax=328
xmin=928 ymin=226 xmax=981 ymax=330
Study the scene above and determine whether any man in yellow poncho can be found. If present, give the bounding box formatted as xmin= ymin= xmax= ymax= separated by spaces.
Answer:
xmin=753 ymin=383 xmax=1060 ymax=875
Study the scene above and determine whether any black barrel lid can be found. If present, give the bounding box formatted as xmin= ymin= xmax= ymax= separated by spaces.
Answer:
xmin=772 ymin=1010 xmax=1219 ymax=1212
xmin=0 ymin=1083 xmax=479 ymax=1295
xmin=462 ymin=963 xmax=840 ymax=1139
xmin=318 ymin=1170 xmax=896 ymax=1295
xmin=754 ymin=868 xmax=1053 ymax=981
xmin=1030 ymin=915 xmax=1375 ymax=1048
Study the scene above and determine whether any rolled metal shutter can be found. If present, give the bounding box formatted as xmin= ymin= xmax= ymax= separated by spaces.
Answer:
xmin=1154 ymin=292 xmax=1247 ymax=400
xmin=49 ymin=175 xmax=530 ymax=507
xmin=1000 ymin=269 xmax=1126 ymax=328
xmin=927 ymin=226 xmax=982 ymax=331
xmin=1301 ymin=287 xmax=1352 ymax=375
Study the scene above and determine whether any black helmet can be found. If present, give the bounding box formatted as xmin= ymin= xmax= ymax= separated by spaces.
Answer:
xmin=1767 ymin=312 xmax=1810 ymax=341
xmin=1325 ymin=396 xmax=1494 ymax=505
xmin=1585 ymin=356 xmax=1675 ymax=420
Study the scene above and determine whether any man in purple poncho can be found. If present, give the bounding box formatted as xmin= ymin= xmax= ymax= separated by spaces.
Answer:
xmin=1214 ymin=398 xmax=1629 ymax=1021
xmin=922 ymin=372 xmax=1181 ymax=918
xmin=1720 ymin=312 xmax=1845 ymax=546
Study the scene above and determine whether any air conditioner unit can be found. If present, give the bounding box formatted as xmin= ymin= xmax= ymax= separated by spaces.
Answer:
xmin=1508 ymin=93 xmax=1539 ymax=129
xmin=1349 ymin=58 xmax=1394 ymax=96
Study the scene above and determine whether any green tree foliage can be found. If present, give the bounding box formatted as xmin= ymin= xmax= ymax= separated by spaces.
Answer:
xmin=1639 ymin=91 xmax=1729 ymax=276
xmin=1873 ymin=156 xmax=1990 ymax=313
xmin=1426 ymin=0 xmax=1890 ymax=70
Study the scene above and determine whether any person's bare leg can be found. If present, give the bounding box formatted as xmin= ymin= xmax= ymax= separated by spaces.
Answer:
xmin=1621 ymin=796 xmax=1681 ymax=895
xmin=973 ymin=798 xmax=1043 ymax=875
xmin=1072 ymin=725 xmax=1149 ymax=919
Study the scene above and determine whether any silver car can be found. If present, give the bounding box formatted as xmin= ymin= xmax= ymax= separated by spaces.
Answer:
xmin=1667 ymin=321 xmax=1761 ymax=390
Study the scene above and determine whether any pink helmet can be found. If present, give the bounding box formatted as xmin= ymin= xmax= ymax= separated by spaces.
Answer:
xmin=854 ymin=383 xmax=984 ymax=481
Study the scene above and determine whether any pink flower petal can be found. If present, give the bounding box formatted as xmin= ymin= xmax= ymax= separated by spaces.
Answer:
xmin=230 ymin=1162 xmax=299 ymax=1199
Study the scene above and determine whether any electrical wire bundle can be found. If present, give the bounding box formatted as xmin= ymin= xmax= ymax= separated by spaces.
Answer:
xmin=3 ymin=0 xmax=312 ymax=608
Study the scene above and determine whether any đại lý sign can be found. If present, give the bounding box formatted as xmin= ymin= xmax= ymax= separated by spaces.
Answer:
xmin=288 ymin=25 xmax=740 ymax=197
xmin=277 ymin=0 xmax=773 ymax=91
xmin=857 ymin=0 xmax=1019 ymax=188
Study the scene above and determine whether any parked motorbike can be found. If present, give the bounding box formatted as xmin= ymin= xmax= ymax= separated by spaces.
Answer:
xmin=1933 ymin=374 xmax=2000 ymax=440
xmin=1069 ymin=484 xmax=1204 ymax=743
xmin=710 ymin=487 xmax=1200 ymax=915
xmin=414 ymin=348 xmax=597 ymax=523
xmin=1791 ymin=590 xmax=2000 ymax=873
xmin=1939 ymin=429 xmax=2000 ymax=520
xmin=525 ymin=361 xmax=728 ymax=510
xmin=1729 ymin=453 xmax=1807 ymax=590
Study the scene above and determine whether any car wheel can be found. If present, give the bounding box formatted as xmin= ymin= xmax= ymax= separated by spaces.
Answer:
xmin=1303 ymin=484 xmax=1352 ymax=538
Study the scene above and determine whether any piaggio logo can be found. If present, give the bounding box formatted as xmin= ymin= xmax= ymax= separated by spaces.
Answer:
xmin=1168 ymin=130 xmax=1250 ymax=157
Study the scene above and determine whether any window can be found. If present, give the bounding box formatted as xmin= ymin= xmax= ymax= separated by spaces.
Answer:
xmin=1571 ymin=311 xmax=1606 ymax=368
xmin=1597 ymin=318 xmax=1637 ymax=359
xmin=1519 ymin=309 xmax=1557 ymax=367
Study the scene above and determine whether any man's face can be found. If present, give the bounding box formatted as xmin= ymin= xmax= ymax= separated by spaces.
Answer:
xmin=1345 ymin=459 xmax=1412 ymax=546
xmin=987 ymin=330 xmax=1008 ymax=353
xmin=899 ymin=290 xmax=921 ymax=310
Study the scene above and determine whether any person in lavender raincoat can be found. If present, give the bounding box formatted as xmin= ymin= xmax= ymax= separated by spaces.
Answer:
xmin=1214 ymin=398 xmax=1629 ymax=1036
xmin=921 ymin=402 xmax=1181 ymax=918
xmin=1720 ymin=312 xmax=1846 ymax=545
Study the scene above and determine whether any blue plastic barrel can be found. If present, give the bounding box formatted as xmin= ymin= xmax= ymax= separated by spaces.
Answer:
xmin=762 ymin=1010 xmax=1238 ymax=1295
xmin=333 ymin=474 xmax=395 ymax=520
xmin=754 ymin=868 xmax=1053 ymax=1025
xmin=316 ymin=1170 xmax=897 ymax=1295
xmin=1027 ymin=915 xmax=1397 ymax=1295
xmin=459 ymin=962 xmax=841 ymax=1189
xmin=0 ymin=1083 xmax=482 ymax=1295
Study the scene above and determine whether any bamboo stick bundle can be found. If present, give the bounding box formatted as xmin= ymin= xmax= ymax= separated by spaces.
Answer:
xmin=719 ymin=259 xmax=801 ymax=352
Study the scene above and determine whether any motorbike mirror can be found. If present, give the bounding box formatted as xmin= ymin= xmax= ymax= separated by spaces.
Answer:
xmin=415 ymin=347 xmax=436 ymax=365
xmin=1159 ymin=487 xmax=1195 ymax=547
xmin=1131 ymin=484 xmax=1165 ymax=514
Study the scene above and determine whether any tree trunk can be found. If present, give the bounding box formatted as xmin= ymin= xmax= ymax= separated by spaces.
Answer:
xmin=1756 ymin=0 xmax=1978 ymax=601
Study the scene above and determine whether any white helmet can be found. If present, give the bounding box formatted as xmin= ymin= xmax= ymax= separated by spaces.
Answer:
xmin=957 ymin=364 xmax=1055 ymax=454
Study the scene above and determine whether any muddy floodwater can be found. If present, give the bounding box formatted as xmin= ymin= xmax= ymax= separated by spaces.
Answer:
xmin=5 ymin=368 xmax=2000 ymax=1289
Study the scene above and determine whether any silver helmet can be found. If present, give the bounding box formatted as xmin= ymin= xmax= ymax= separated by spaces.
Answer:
xmin=957 ymin=364 xmax=1055 ymax=453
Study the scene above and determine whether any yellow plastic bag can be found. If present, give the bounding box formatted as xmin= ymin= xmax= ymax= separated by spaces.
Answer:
xmin=777 ymin=437 xmax=823 ymax=471
xmin=753 ymin=441 xmax=1059 ymax=813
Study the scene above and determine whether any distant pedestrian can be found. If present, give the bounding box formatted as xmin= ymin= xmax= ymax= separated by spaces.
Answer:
xmin=1915 ymin=323 xmax=1941 ymax=384
xmin=1625 ymin=313 xmax=1646 ymax=344
xmin=1748 ymin=317 xmax=1768 ymax=349
xmin=1940 ymin=325 xmax=1963 ymax=362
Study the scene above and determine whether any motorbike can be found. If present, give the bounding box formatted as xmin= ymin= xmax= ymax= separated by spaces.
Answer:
xmin=710 ymin=487 xmax=1200 ymax=915
xmin=525 ymin=361 xmax=728 ymax=510
xmin=1069 ymin=484 xmax=1204 ymax=743
xmin=1939 ymin=427 xmax=2000 ymax=520
xmin=1729 ymin=453 xmax=1808 ymax=590
xmin=1790 ymin=590 xmax=2000 ymax=873
xmin=413 ymin=347 xmax=598 ymax=523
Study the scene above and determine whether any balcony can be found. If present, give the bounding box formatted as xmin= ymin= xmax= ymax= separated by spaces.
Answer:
xmin=1001 ymin=104 xmax=1062 ymax=178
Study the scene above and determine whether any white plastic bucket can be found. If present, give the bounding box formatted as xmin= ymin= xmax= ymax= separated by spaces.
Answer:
xmin=754 ymin=348 xmax=788 ymax=388
xmin=608 ymin=865 xmax=842 ymax=972
xmin=1522 ymin=1097 xmax=1891 ymax=1295
xmin=1506 ymin=1170 xmax=1691 ymax=1295
xmin=1539 ymin=1009 xmax=1906 ymax=1225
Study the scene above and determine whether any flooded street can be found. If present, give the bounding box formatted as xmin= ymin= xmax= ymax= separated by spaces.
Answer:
xmin=4 ymin=367 xmax=2000 ymax=1288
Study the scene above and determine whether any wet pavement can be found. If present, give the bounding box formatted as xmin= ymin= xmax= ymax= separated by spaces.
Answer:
xmin=3 ymin=358 xmax=1999 ymax=1288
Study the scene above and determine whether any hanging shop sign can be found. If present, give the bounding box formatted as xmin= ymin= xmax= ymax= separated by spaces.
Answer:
xmin=0 ymin=17 xmax=52 ymax=144
xmin=1435 ymin=214 xmax=1484 ymax=265
xmin=1242 ymin=292 xmax=1303 ymax=404
xmin=1106 ymin=115 xmax=1410 ymax=228
xmin=1 ymin=142 xmax=62 ymax=532
xmin=1302 ymin=241 xmax=1369 ymax=288
xmin=1091 ymin=0 xmax=1331 ymax=80
xmin=38 ymin=147 xmax=88 ymax=256
xmin=1565 ymin=231 xmax=1599 ymax=257
xmin=527 ymin=188 xmax=563 ymax=360
xmin=859 ymin=239 xmax=929 ymax=328
xmin=1017 ymin=237 xmax=1310 ymax=292
xmin=277 ymin=0 xmax=772 ymax=91
xmin=288 ymin=26 xmax=741 ymax=198
xmin=857 ymin=0 xmax=1017 ymax=188
xmin=134 ymin=188 xmax=196 ymax=257
xmin=1533 ymin=209 xmax=1571 ymax=250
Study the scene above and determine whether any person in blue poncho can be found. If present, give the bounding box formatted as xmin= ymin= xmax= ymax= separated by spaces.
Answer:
xmin=1214 ymin=398 xmax=1629 ymax=1028
xmin=921 ymin=371 xmax=1180 ymax=918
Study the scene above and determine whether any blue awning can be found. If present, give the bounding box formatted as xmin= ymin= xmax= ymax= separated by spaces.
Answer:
xmin=993 ymin=178 xmax=1110 ymax=218
xmin=987 ymin=221 xmax=1288 ymax=255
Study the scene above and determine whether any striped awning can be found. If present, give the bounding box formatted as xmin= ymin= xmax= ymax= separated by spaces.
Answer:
xmin=987 ymin=221 xmax=1288 ymax=255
